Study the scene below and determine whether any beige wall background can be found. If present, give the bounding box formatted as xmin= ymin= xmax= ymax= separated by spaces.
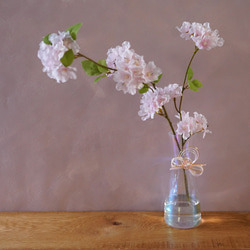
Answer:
xmin=0 ymin=0 xmax=249 ymax=212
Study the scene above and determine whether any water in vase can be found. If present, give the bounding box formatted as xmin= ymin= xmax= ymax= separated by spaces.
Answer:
xmin=164 ymin=194 xmax=201 ymax=229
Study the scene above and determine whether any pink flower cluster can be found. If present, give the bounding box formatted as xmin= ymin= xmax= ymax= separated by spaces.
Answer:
xmin=176 ymin=111 xmax=211 ymax=140
xmin=138 ymin=84 xmax=182 ymax=121
xmin=38 ymin=31 xmax=80 ymax=83
xmin=106 ymin=41 xmax=162 ymax=95
xmin=177 ymin=21 xmax=224 ymax=50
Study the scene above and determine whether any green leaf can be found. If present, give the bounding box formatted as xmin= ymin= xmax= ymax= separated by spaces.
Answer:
xmin=94 ymin=74 xmax=107 ymax=83
xmin=187 ymin=67 xmax=193 ymax=80
xmin=81 ymin=60 xmax=102 ymax=76
xmin=192 ymin=79 xmax=203 ymax=88
xmin=138 ymin=84 xmax=149 ymax=94
xmin=188 ymin=80 xmax=199 ymax=91
xmin=153 ymin=74 xmax=162 ymax=83
xmin=43 ymin=34 xmax=52 ymax=45
xmin=97 ymin=59 xmax=108 ymax=73
xmin=60 ymin=49 xmax=74 ymax=67
xmin=65 ymin=23 xmax=82 ymax=40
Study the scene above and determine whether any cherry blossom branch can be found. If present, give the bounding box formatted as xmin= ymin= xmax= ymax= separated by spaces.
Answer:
xmin=178 ymin=47 xmax=199 ymax=116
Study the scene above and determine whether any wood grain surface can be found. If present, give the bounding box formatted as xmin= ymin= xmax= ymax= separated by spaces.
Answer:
xmin=0 ymin=211 xmax=249 ymax=249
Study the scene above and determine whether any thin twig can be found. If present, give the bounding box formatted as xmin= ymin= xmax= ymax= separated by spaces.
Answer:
xmin=178 ymin=47 xmax=199 ymax=115
xmin=75 ymin=52 xmax=117 ymax=71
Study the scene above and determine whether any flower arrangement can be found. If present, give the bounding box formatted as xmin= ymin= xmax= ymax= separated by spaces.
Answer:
xmin=38 ymin=21 xmax=224 ymax=228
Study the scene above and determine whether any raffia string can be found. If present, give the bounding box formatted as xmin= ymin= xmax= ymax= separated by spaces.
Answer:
xmin=170 ymin=147 xmax=206 ymax=176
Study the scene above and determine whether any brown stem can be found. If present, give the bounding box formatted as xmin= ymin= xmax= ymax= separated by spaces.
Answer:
xmin=183 ymin=169 xmax=190 ymax=201
xmin=161 ymin=105 xmax=181 ymax=152
xmin=178 ymin=47 xmax=199 ymax=116
xmin=75 ymin=52 xmax=117 ymax=71
xmin=173 ymin=98 xmax=179 ymax=113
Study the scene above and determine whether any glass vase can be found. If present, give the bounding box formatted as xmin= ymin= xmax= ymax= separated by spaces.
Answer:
xmin=164 ymin=132 xmax=201 ymax=229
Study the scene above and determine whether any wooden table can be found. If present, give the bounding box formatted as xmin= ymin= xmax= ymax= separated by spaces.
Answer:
xmin=0 ymin=211 xmax=249 ymax=249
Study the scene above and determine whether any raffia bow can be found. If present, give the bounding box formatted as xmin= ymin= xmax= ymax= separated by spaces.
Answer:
xmin=170 ymin=147 xmax=206 ymax=176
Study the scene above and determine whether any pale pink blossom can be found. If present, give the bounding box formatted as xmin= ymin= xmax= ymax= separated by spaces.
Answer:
xmin=191 ymin=22 xmax=205 ymax=37
xmin=176 ymin=21 xmax=192 ymax=40
xmin=176 ymin=119 xmax=194 ymax=140
xmin=106 ymin=41 xmax=132 ymax=70
xmin=177 ymin=21 xmax=224 ymax=50
xmin=38 ymin=31 xmax=80 ymax=83
xmin=192 ymin=28 xmax=224 ymax=50
xmin=165 ymin=83 xmax=182 ymax=98
xmin=176 ymin=111 xmax=211 ymax=139
xmin=49 ymin=64 xmax=77 ymax=83
xmin=106 ymin=41 xmax=162 ymax=95
xmin=143 ymin=61 xmax=162 ymax=83
xmin=193 ymin=112 xmax=212 ymax=138
xmin=138 ymin=87 xmax=171 ymax=121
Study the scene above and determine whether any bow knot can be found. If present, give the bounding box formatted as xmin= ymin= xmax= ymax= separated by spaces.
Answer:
xmin=170 ymin=147 xmax=206 ymax=176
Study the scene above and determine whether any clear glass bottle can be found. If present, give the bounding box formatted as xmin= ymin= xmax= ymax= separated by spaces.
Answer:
xmin=164 ymin=132 xmax=201 ymax=229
